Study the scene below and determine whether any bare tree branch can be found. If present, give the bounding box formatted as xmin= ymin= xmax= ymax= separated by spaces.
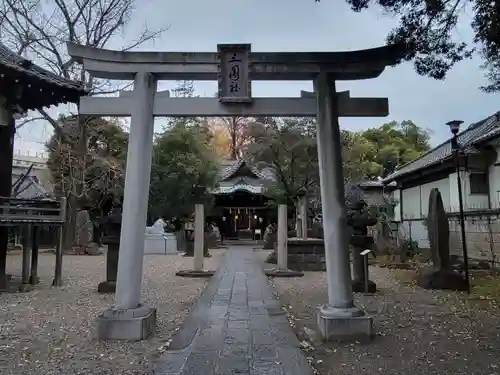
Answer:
xmin=15 ymin=116 xmax=44 ymax=130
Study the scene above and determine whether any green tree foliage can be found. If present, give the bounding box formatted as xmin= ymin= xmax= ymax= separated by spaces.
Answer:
xmin=360 ymin=120 xmax=432 ymax=176
xmin=245 ymin=117 xmax=319 ymax=205
xmin=149 ymin=124 xmax=219 ymax=227
xmin=328 ymin=0 xmax=499 ymax=90
xmin=341 ymin=130 xmax=383 ymax=181
xmin=246 ymin=118 xmax=431 ymax=203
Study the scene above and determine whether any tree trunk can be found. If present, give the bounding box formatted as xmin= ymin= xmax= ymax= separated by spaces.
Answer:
xmin=63 ymin=115 xmax=88 ymax=253
xmin=63 ymin=193 xmax=77 ymax=252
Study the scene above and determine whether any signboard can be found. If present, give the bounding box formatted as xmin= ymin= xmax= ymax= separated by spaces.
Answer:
xmin=217 ymin=44 xmax=252 ymax=103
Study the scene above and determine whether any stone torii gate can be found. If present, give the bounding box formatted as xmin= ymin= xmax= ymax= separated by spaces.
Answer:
xmin=67 ymin=42 xmax=402 ymax=341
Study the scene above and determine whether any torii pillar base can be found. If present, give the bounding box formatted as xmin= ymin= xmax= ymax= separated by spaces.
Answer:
xmin=316 ymin=305 xmax=374 ymax=343
xmin=264 ymin=268 xmax=304 ymax=278
xmin=96 ymin=304 xmax=157 ymax=341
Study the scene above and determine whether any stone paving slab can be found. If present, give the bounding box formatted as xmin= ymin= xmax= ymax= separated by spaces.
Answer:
xmin=153 ymin=246 xmax=313 ymax=375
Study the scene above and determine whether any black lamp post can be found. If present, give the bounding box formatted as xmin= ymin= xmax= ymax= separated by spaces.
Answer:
xmin=446 ymin=120 xmax=470 ymax=293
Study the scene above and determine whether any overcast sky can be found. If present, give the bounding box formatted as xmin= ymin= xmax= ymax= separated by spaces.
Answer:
xmin=15 ymin=0 xmax=500 ymax=155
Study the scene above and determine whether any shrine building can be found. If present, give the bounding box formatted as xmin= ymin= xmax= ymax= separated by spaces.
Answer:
xmin=210 ymin=159 xmax=275 ymax=239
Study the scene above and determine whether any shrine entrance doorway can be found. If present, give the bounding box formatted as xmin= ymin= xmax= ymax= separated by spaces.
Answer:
xmin=209 ymin=159 xmax=274 ymax=240
xmin=67 ymin=41 xmax=402 ymax=341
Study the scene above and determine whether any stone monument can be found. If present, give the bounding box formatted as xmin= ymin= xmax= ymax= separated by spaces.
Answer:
xmin=417 ymin=188 xmax=468 ymax=290
xmin=265 ymin=204 xmax=304 ymax=277
xmin=72 ymin=210 xmax=100 ymax=255
xmin=176 ymin=186 xmax=215 ymax=278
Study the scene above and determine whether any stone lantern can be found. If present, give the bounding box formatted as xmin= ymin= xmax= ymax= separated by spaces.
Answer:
xmin=97 ymin=206 xmax=122 ymax=293
xmin=346 ymin=199 xmax=378 ymax=293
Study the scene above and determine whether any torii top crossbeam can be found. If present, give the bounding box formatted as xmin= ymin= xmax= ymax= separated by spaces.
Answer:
xmin=67 ymin=42 xmax=404 ymax=81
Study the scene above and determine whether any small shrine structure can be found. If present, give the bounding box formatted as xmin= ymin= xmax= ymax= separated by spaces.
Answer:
xmin=210 ymin=160 xmax=274 ymax=239
xmin=0 ymin=43 xmax=88 ymax=290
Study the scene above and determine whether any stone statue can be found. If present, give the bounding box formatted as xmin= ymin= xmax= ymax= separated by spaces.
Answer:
xmin=263 ymin=223 xmax=277 ymax=250
xmin=150 ymin=218 xmax=166 ymax=234
xmin=73 ymin=210 xmax=99 ymax=255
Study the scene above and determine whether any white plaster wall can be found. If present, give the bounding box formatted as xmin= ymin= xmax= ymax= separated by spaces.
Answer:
xmin=489 ymin=145 xmax=500 ymax=208
xmin=401 ymin=177 xmax=450 ymax=220
xmin=449 ymin=170 xmax=489 ymax=211
xmin=420 ymin=178 xmax=450 ymax=216
xmin=393 ymin=189 xmax=401 ymax=222
xmin=399 ymin=178 xmax=450 ymax=250
xmin=401 ymin=186 xmax=420 ymax=220
xmin=400 ymin=219 xmax=429 ymax=248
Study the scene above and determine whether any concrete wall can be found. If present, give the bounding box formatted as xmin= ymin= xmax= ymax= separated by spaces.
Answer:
xmin=449 ymin=216 xmax=500 ymax=266
xmin=396 ymin=168 xmax=497 ymax=256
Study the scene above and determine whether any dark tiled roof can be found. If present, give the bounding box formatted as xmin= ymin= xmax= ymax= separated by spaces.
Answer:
xmin=11 ymin=175 xmax=49 ymax=199
xmin=383 ymin=112 xmax=500 ymax=183
xmin=0 ymin=43 xmax=88 ymax=98
xmin=217 ymin=159 xmax=274 ymax=181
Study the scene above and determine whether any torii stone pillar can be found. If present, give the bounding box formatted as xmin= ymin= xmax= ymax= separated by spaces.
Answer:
xmin=277 ymin=204 xmax=288 ymax=271
xmin=96 ymin=72 xmax=157 ymax=341
xmin=193 ymin=203 xmax=205 ymax=271
xmin=314 ymin=73 xmax=373 ymax=340
xmin=298 ymin=196 xmax=308 ymax=239
xmin=265 ymin=204 xmax=304 ymax=278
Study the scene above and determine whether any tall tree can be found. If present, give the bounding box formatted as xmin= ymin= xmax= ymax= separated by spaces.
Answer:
xmin=149 ymin=124 xmax=219 ymax=227
xmin=360 ymin=120 xmax=432 ymax=176
xmin=208 ymin=122 xmax=232 ymax=158
xmin=341 ymin=130 xmax=383 ymax=181
xmin=325 ymin=0 xmax=500 ymax=91
xmin=246 ymin=118 xmax=319 ymax=205
xmin=46 ymin=115 xmax=128 ymax=247
xmin=220 ymin=117 xmax=250 ymax=160
xmin=246 ymin=118 xmax=431 ymax=206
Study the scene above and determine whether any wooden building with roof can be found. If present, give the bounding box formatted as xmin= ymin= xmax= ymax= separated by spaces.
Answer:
xmin=0 ymin=42 xmax=88 ymax=289
xmin=210 ymin=159 xmax=276 ymax=239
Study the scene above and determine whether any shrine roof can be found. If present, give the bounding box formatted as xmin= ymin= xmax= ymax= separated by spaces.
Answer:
xmin=214 ymin=160 xmax=275 ymax=195
xmin=217 ymin=159 xmax=274 ymax=181
xmin=0 ymin=43 xmax=88 ymax=110
xmin=11 ymin=175 xmax=49 ymax=199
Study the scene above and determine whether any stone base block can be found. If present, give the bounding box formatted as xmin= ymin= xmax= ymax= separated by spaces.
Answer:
xmin=96 ymin=304 xmax=156 ymax=341
xmin=417 ymin=268 xmax=468 ymax=291
xmin=265 ymin=268 xmax=304 ymax=278
xmin=316 ymin=305 xmax=374 ymax=342
xmin=352 ymin=279 xmax=377 ymax=293
xmin=18 ymin=283 xmax=33 ymax=292
xmin=175 ymin=269 xmax=215 ymax=278
xmin=97 ymin=280 xmax=116 ymax=293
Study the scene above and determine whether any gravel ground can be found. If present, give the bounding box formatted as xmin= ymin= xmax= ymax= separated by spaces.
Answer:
xmin=256 ymin=250 xmax=500 ymax=375
xmin=1 ymin=249 xmax=226 ymax=375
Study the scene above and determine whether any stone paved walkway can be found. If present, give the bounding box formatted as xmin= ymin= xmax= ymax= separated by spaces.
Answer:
xmin=154 ymin=246 xmax=313 ymax=375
